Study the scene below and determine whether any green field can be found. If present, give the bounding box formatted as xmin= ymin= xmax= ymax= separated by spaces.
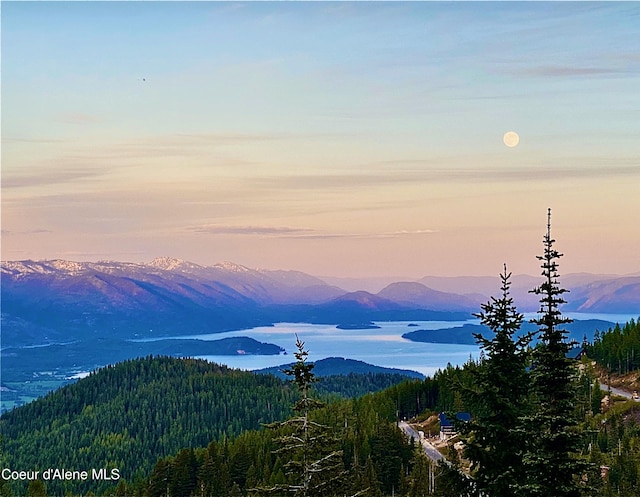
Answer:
xmin=1 ymin=374 xmax=75 ymax=413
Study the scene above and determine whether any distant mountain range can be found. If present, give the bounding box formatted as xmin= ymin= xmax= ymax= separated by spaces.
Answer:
xmin=418 ymin=273 xmax=640 ymax=313
xmin=2 ymin=257 xmax=638 ymax=348
xmin=0 ymin=258 xmax=467 ymax=347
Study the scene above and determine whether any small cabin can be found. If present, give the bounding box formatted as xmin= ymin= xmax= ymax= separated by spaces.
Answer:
xmin=567 ymin=347 xmax=586 ymax=361
xmin=439 ymin=412 xmax=471 ymax=441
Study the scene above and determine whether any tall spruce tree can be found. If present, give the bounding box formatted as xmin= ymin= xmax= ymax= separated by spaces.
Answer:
xmin=457 ymin=265 xmax=531 ymax=496
xmin=250 ymin=335 xmax=351 ymax=497
xmin=519 ymin=209 xmax=593 ymax=497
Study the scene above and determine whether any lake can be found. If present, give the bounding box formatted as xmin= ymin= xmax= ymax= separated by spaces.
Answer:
xmin=2 ymin=313 xmax=635 ymax=412
xmin=150 ymin=312 xmax=637 ymax=377
xmin=2 ymin=320 xmax=477 ymax=412
xmin=191 ymin=320 xmax=480 ymax=377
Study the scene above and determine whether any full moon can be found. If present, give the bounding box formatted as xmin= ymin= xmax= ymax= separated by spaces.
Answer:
xmin=503 ymin=131 xmax=520 ymax=147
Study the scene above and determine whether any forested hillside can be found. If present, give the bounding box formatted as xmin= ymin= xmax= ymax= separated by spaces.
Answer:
xmin=586 ymin=318 xmax=640 ymax=374
xmin=0 ymin=357 xmax=297 ymax=496
xmin=0 ymin=355 xmax=424 ymax=496
xmin=114 ymin=349 xmax=469 ymax=497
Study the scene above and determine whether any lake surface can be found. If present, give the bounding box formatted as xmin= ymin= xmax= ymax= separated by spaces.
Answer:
xmin=147 ymin=312 xmax=637 ymax=377
xmin=172 ymin=319 xmax=481 ymax=377
xmin=2 ymin=313 xmax=635 ymax=412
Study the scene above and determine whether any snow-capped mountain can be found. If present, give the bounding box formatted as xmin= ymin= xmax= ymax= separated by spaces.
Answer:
xmin=1 ymin=257 xmax=342 ymax=305
xmin=0 ymin=257 xmax=347 ymax=347
xmin=2 ymin=257 xmax=636 ymax=349
xmin=147 ymin=256 xmax=206 ymax=272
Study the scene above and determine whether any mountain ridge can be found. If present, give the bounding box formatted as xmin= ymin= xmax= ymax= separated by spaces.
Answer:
xmin=257 ymin=356 xmax=424 ymax=379
xmin=2 ymin=257 xmax=638 ymax=344
xmin=1 ymin=258 xmax=474 ymax=349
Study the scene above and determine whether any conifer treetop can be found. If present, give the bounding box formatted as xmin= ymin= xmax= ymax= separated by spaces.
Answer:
xmin=283 ymin=334 xmax=324 ymax=414
xmin=530 ymin=208 xmax=573 ymax=336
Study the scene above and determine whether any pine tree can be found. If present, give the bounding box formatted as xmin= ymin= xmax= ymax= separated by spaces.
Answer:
xmin=25 ymin=480 xmax=46 ymax=497
xmin=405 ymin=450 xmax=434 ymax=497
xmin=169 ymin=448 xmax=198 ymax=497
xmin=457 ymin=265 xmax=531 ymax=496
xmin=229 ymin=482 xmax=243 ymax=497
xmin=433 ymin=447 xmax=475 ymax=497
xmin=0 ymin=479 xmax=12 ymax=497
xmin=249 ymin=335 xmax=351 ymax=497
xmin=148 ymin=459 xmax=171 ymax=497
xmin=350 ymin=457 xmax=382 ymax=497
xmin=519 ymin=209 xmax=594 ymax=497
xmin=369 ymin=422 xmax=409 ymax=495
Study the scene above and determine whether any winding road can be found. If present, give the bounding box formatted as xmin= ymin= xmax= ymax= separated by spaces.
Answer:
xmin=600 ymin=383 xmax=640 ymax=402
xmin=398 ymin=421 xmax=445 ymax=462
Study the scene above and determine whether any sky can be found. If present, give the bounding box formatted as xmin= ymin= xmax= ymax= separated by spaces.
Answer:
xmin=2 ymin=1 xmax=639 ymax=279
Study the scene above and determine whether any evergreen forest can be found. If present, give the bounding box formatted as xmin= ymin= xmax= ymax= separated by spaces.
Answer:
xmin=586 ymin=319 xmax=640 ymax=374
xmin=0 ymin=357 xmax=427 ymax=496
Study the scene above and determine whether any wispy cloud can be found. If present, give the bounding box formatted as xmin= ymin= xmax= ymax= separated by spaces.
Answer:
xmin=1 ymin=133 xmax=274 ymax=190
xmin=61 ymin=132 xmax=281 ymax=162
xmin=47 ymin=250 xmax=149 ymax=261
xmin=57 ymin=113 xmax=100 ymax=124
xmin=182 ymin=224 xmax=438 ymax=240
xmin=480 ymin=163 xmax=640 ymax=182
xmin=187 ymin=225 xmax=315 ymax=236
xmin=515 ymin=65 xmax=627 ymax=78
xmin=277 ymin=230 xmax=439 ymax=240
xmin=1 ymin=228 xmax=52 ymax=236
xmin=1 ymin=137 xmax=64 ymax=144
xmin=249 ymin=161 xmax=640 ymax=192
xmin=186 ymin=225 xmax=438 ymax=240
xmin=387 ymin=230 xmax=438 ymax=236
xmin=2 ymin=168 xmax=108 ymax=189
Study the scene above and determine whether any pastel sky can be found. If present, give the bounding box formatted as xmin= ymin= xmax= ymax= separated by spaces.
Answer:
xmin=2 ymin=1 xmax=639 ymax=278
